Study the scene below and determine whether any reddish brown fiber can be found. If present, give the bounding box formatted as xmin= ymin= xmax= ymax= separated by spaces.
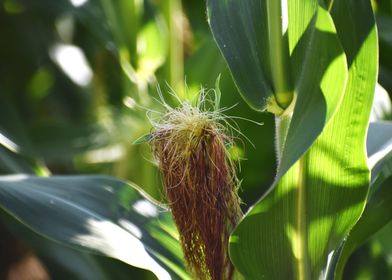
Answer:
xmin=150 ymin=101 xmax=242 ymax=280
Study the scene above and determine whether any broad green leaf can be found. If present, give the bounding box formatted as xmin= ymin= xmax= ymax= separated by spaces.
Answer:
xmin=0 ymin=175 xmax=191 ymax=280
xmin=277 ymin=4 xmax=347 ymax=177
xmin=229 ymin=1 xmax=377 ymax=279
xmin=207 ymin=0 xmax=275 ymax=109
xmin=331 ymin=121 xmax=392 ymax=279
xmin=208 ymin=1 xmax=348 ymax=177
xmin=1 ymin=210 xmax=155 ymax=280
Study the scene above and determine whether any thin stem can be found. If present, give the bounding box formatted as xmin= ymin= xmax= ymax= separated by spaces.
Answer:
xmin=266 ymin=0 xmax=293 ymax=108
xmin=163 ymin=0 xmax=184 ymax=99
xmin=118 ymin=0 xmax=142 ymax=66
xmin=296 ymin=156 xmax=310 ymax=280
xmin=326 ymin=0 xmax=335 ymax=12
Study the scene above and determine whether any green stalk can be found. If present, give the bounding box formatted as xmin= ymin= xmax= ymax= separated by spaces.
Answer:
xmin=295 ymin=156 xmax=310 ymax=280
xmin=162 ymin=0 xmax=184 ymax=100
xmin=118 ymin=0 xmax=142 ymax=66
xmin=276 ymin=114 xmax=310 ymax=280
xmin=266 ymin=0 xmax=293 ymax=108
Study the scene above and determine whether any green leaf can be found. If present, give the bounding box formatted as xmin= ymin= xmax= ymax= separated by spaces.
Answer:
xmin=1 ymin=211 xmax=155 ymax=280
xmin=208 ymin=1 xmax=348 ymax=176
xmin=207 ymin=0 xmax=274 ymax=109
xmin=0 ymin=146 xmax=36 ymax=175
xmin=277 ymin=4 xmax=348 ymax=177
xmin=331 ymin=121 xmax=392 ymax=279
xmin=0 ymin=175 xmax=191 ymax=280
xmin=229 ymin=1 xmax=377 ymax=279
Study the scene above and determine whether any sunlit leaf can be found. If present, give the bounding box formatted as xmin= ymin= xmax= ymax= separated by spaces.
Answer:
xmin=207 ymin=1 xmax=348 ymax=179
xmin=331 ymin=121 xmax=392 ymax=279
xmin=229 ymin=1 xmax=377 ymax=279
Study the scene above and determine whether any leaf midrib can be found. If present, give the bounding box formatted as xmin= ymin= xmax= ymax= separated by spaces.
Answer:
xmin=295 ymin=156 xmax=310 ymax=280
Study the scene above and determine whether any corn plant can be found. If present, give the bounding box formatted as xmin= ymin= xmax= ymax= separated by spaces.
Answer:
xmin=0 ymin=0 xmax=391 ymax=279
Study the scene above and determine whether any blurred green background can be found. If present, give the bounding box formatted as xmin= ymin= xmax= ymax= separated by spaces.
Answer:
xmin=0 ymin=0 xmax=391 ymax=279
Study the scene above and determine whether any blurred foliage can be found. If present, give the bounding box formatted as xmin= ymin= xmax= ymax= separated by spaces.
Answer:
xmin=0 ymin=0 xmax=391 ymax=278
xmin=0 ymin=0 xmax=276 ymax=204
xmin=0 ymin=0 xmax=275 ymax=278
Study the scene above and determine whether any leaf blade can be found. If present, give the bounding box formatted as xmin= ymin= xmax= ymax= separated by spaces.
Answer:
xmin=0 ymin=175 xmax=190 ymax=280
xmin=229 ymin=2 xmax=377 ymax=279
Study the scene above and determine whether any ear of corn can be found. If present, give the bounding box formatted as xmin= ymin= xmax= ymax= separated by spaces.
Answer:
xmin=149 ymin=92 xmax=242 ymax=280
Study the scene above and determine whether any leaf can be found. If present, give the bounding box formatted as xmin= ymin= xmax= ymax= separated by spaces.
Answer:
xmin=229 ymin=1 xmax=377 ymax=279
xmin=0 ymin=175 xmax=191 ymax=280
xmin=1 ymin=210 xmax=155 ymax=280
xmin=331 ymin=121 xmax=392 ymax=279
xmin=277 ymin=4 xmax=348 ymax=177
xmin=207 ymin=0 xmax=274 ymax=109
xmin=208 ymin=1 xmax=348 ymax=177
xmin=0 ymin=146 xmax=36 ymax=175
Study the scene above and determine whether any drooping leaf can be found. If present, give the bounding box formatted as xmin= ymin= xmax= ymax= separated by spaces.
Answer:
xmin=229 ymin=1 xmax=377 ymax=279
xmin=0 ymin=175 xmax=191 ymax=280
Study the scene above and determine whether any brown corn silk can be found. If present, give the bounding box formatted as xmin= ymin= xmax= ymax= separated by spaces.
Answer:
xmin=150 ymin=103 xmax=242 ymax=280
